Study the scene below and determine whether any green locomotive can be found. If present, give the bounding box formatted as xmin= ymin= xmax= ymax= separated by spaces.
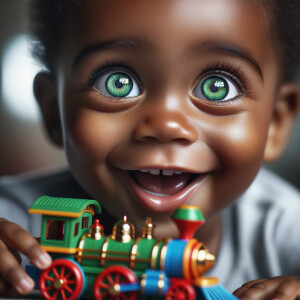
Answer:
xmin=26 ymin=196 xmax=237 ymax=300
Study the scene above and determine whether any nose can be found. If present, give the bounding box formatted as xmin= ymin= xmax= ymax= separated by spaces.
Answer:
xmin=133 ymin=109 xmax=198 ymax=144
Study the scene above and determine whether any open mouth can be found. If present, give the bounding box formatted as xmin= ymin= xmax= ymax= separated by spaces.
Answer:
xmin=123 ymin=169 xmax=206 ymax=212
xmin=130 ymin=169 xmax=196 ymax=196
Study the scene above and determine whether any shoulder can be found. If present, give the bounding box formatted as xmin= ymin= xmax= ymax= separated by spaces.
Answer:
xmin=233 ymin=168 xmax=300 ymax=232
xmin=238 ymin=167 xmax=300 ymax=211
xmin=0 ymin=166 xmax=89 ymax=202
xmin=222 ymin=169 xmax=300 ymax=280
xmin=0 ymin=167 xmax=89 ymax=233
xmin=233 ymin=168 xmax=300 ymax=260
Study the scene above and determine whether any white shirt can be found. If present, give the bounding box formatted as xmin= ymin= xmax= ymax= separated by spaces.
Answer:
xmin=207 ymin=168 xmax=300 ymax=292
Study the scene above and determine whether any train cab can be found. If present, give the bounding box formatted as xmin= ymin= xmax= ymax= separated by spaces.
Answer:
xmin=29 ymin=196 xmax=101 ymax=258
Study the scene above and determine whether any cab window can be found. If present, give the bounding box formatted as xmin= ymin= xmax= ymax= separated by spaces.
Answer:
xmin=82 ymin=217 xmax=89 ymax=229
xmin=46 ymin=220 xmax=65 ymax=240
xmin=74 ymin=222 xmax=79 ymax=236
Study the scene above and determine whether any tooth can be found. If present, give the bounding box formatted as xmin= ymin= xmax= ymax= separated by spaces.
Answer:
xmin=149 ymin=169 xmax=160 ymax=175
xmin=162 ymin=170 xmax=174 ymax=176
xmin=140 ymin=169 xmax=149 ymax=172
xmin=174 ymin=171 xmax=182 ymax=174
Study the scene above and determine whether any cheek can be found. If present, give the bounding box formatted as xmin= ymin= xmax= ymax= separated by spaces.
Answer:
xmin=210 ymin=111 xmax=270 ymax=168
xmin=199 ymin=111 xmax=272 ymax=218
xmin=64 ymin=107 xmax=130 ymax=162
xmin=61 ymin=103 xmax=134 ymax=201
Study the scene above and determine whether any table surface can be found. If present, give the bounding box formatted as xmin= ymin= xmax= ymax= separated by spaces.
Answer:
xmin=0 ymin=290 xmax=43 ymax=300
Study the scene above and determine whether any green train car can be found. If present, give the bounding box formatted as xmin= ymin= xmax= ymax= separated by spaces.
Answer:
xmin=26 ymin=196 xmax=237 ymax=300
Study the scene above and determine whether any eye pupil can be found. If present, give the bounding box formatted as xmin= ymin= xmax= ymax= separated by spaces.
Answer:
xmin=209 ymin=82 xmax=219 ymax=93
xmin=115 ymin=79 xmax=124 ymax=88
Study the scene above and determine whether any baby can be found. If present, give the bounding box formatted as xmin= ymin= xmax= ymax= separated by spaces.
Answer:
xmin=0 ymin=0 xmax=300 ymax=299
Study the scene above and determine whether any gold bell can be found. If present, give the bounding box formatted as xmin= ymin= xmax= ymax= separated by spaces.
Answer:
xmin=111 ymin=216 xmax=135 ymax=242
xmin=88 ymin=219 xmax=103 ymax=240
xmin=142 ymin=217 xmax=155 ymax=239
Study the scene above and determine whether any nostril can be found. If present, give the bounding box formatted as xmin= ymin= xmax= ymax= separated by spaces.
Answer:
xmin=133 ymin=117 xmax=198 ymax=144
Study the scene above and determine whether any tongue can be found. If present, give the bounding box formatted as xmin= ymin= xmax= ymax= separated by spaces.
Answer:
xmin=132 ymin=171 xmax=194 ymax=195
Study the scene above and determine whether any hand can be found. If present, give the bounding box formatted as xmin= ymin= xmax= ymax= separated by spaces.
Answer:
xmin=233 ymin=276 xmax=300 ymax=300
xmin=0 ymin=218 xmax=51 ymax=296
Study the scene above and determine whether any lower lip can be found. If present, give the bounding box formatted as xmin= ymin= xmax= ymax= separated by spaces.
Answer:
xmin=122 ymin=171 xmax=206 ymax=213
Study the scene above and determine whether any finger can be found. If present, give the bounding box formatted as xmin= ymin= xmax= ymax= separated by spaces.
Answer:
xmin=8 ymin=246 xmax=22 ymax=264
xmin=5 ymin=288 xmax=19 ymax=298
xmin=0 ymin=239 xmax=34 ymax=294
xmin=0 ymin=218 xmax=51 ymax=269
xmin=270 ymin=279 xmax=300 ymax=300
xmin=0 ymin=275 xmax=9 ymax=295
xmin=0 ymin=277 xmax=19 ymax=298
xmin=235 ymin=279 xmax=283 ymax=300
xmin=233 ymin=279 xmax=267 ymax=298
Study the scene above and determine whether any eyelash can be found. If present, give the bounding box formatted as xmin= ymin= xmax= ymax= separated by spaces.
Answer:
xmin=198 ymin=62 xmax=253 ymax=95
xmin=86 ymin=60 xmax=253 ymax=96
xmin=87 ymin=60 xmax=140 ymax=89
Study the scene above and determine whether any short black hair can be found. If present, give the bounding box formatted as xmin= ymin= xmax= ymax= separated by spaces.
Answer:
xmin=29 ymin=0 xmax=300 ymax=82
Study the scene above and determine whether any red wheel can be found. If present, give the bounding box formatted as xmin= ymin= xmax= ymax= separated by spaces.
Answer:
xmin=39 ymin=258 xmax=85 ymax=300
xmin=166 ymin=280 xmax=195 ymax=300
xmin=93 ymin=265 xmax=138 ymax=300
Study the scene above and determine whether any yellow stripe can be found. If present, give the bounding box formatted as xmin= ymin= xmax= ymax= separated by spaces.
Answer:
xmin=41 ymin=245 xmax=78 ymax=254
xmin=28 ymin=209 xmax=80 ymax=218
xmin=194 ymin=277 xmax=219 ymax=287
xmin=178 ymin=205 xmax=199 ymax=209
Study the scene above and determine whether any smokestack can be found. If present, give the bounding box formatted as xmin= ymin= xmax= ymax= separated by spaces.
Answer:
xmin=171 ymin=205 xmax=205 ymax=239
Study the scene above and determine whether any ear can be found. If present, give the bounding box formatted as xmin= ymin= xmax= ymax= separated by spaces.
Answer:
xmin=264 ymin=83 xmax=299 ymax=162
xmin=33 ymin=72 xmax=63 ymax=147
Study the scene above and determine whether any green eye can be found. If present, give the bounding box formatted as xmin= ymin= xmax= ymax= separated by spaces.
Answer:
xmin=106 ymin=72 xmax=133 ymax=97
xmin=201 ymin=76 xmax=228 ymax=101
xmin=94 ymin=71 xmax=141 ymax=98
xmin=192 ymin=75 xmax=239 ymax=102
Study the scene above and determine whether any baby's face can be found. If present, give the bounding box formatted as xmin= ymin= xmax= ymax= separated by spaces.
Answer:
xmin=56 ymin=0 xmax=279 ymax=234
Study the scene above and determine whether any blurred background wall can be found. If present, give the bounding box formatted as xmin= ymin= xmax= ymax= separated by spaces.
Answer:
xmin=0 ymin=0 xmax=299 ymax=189
xmin=0 ymin=0 xmax=66 ymax=176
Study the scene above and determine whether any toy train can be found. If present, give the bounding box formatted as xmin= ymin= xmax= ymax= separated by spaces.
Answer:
xmin=26 ymin=196 xmax=237 ymax=300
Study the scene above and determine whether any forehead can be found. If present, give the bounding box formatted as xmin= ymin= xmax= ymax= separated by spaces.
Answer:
xmin=62 ymin=0 xmax=274 ymax=73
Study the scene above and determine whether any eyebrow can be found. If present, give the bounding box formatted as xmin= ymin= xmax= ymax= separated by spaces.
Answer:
xmin=72 ymin=38 xmax=152 ymax=71
xmin=188 ymin=42 xmax=264 ymax=81
xmin=72 ymin=38 xmax=263 ymax=82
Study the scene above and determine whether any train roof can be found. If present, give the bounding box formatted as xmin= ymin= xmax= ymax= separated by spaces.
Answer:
xmin=29 ymin=196 xmax=101 ymax=218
